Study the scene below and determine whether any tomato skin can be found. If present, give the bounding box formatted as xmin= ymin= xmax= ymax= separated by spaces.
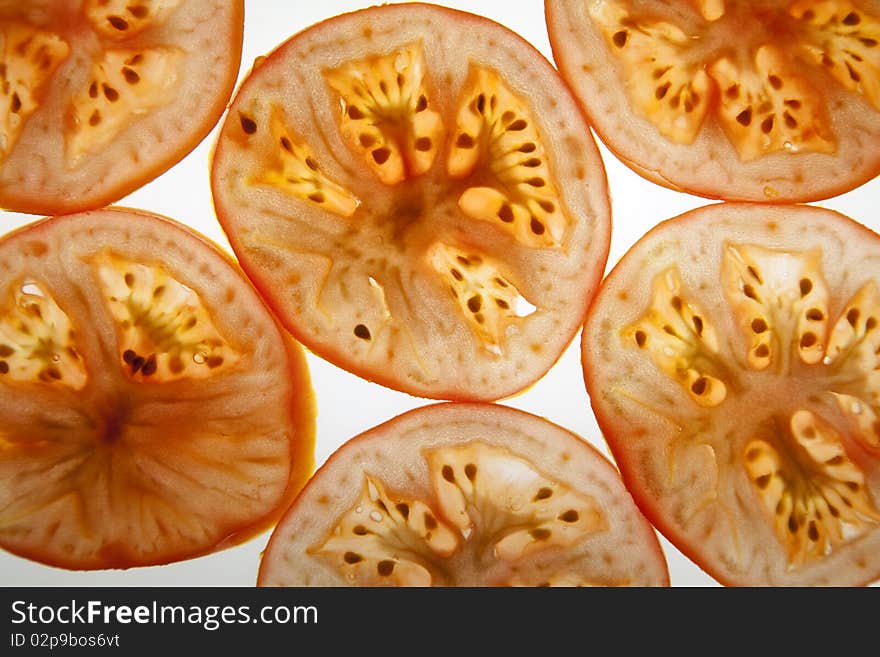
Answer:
xmin=582 ymin=202 xmax=880 ymax=586
xmin=258 ymin=402 xmax=669 ymax=587
xmin=545 ymin=0 xmax=880 ymax=203
xmin=211 ymin=3 xmax=611 ymax=403
xmin=0 ymin=1 xmax=245 ymax=215
xmin=0 ymin=207 xmax=315 ymax=570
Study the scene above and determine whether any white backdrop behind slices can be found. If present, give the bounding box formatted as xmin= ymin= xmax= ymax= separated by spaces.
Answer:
xmin=1 ymin=0 xmax=878 ymax=587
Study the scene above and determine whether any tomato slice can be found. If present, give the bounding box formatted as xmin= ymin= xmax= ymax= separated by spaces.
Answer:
xmin=546 ymin=0 xmax=880 ymax=202
xmin=210 ymin=3 xmax=611 ymax=401
xmin=582 ymin=202 xmax=880 ymax=586
xmin=0 ymin=1 xmax=243 ymax=214
xmin=0 ymin=208 xmax=314 ymax=570
xmin=258 ymin=403 xmax=668 ymax=587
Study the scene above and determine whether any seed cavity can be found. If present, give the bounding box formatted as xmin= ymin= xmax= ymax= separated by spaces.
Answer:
xmin=428 ymin=243 xmax=536 ymax=353
xmin=324 ymin=44 xmax=442 ymax=185
xmin=722 ymin=244 xmax=830 ymax=369
xmin=744 ymin=411 xmax=880 ymax=567
xmin=96 ymin=254 xmax=240 ymax=382
xmin=0 ymin=24 xmax=70 ymax=163
xmin=709 ymin=44 xmax=835 ymax=160
xmin=67 ymin=48 xmax=182 ymax=163
xmin=626 ymin=267 xmax=725 ymax=406
xmin=426 ymin=443 xmax=607 ymax=563
xmin=256 ymin=107 xmax=359 ymax=216
xmin=449 ymin=66 xmax=568 ymax=248
xmin=0 ymin=280 xmax=87 ymax=388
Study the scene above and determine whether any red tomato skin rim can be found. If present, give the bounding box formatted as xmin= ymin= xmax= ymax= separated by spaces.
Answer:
xmin=580 ymin=202 xmax=880 ymax=587
xmin=211 ymin=2 xmax=611 ymax=403
xmin=257 ymin=401 xmax=670 ymax=587
xmin=0 ymin=207 xmax=316 ymax=571
xmin=543 ymin=1 xmax=880 ymax=204
xmin=0 ymin=1 xmax=246 ymax=216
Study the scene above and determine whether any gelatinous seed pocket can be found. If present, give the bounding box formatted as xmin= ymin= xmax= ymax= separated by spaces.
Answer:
xmin=425 ymin=443 xmax=606 ymax=562
xmin=0 ymin=23 xmax=70 ymax=162
xmin=312 ymin=476 xmax=459 ymax=586
xmin=428 ymin=243 xmax=536 ymax=354
xmin=709 ymin=46 xmax=834 ymax=160
xmin=449 ymin=66 xmax=568 ymax=247
xmin=254 ymin=107 xmax=359 ymax=216
xmin=95 ymin=253 xmax=240 ymax=381
xmin=0 ymin=280 xmax=86 ymax=388
xmin=84 ymin=0 xmax=183 ymax=39
xmin=67 ymin=48 xmax=182 ymax=164
xmin=589 ymin=0 xmax=711 ymax=144
xmin=324 ymin=43 xmax=443 ymax=185
xmin=721 ymin=243 xmax=829 ymax=369
xmin=311 ymin=440 xmax=606 ymax=586
xmin=744 ymin=410 xmax=880 ymax=567
xmin=792 ymin=0 xmax=880 ymax=111
xmin=624 ymin=268 xmax=726 ymax=406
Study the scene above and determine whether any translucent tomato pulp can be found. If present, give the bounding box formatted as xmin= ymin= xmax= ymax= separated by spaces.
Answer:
xmin=0 ymin=0 xmax=243 ymax=214
xmin=259 ymin=403 xmax=669 ymax=587
xmin=211 ymin=3 xmax=611 ymax=401
xmin=583 ymin=203 xmax=880 ymax=586
xmin=0 ymin=209 xmax=314 ymax=569
xmin=547 ymin=0 xmax=880 ymax=202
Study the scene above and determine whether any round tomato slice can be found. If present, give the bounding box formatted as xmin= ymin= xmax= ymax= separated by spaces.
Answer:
xmin=258 ymin=403 xmax=668 ymax=587
xmin=0 ymin=208 xmax=314 ymax=570
xmin=583 ymin=202 xmax=880 ymax=586
xmin=0 ymin=1 xmax=243 ymax=215
xmin=210 ymin=3 xmax=611 ymax=401
xmin=546 ymin=0 xmax=880 ymax=202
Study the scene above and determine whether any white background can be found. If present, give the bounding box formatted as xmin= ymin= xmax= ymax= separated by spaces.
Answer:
xmin=2 ymin=0 xmax=879 ymax=587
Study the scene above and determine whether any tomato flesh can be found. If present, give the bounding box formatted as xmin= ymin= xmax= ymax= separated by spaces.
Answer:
xmin=583 ymin=203 xmax=880 ymax=586
xmin=546 ymin=0 xmax=880 ymax=202
xmin=211 ymin=3 xmax=611 ymax=401
xmin=258 ymin=403 xmax=668 ymax=587
xmin=0 ymin=209 xmax=314 ymax=570
xmin=0 ymin=1 xmax=243 ymax=214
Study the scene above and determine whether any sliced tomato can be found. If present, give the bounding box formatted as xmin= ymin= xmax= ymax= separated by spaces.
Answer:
xmin=582 ymin=202 xmax=880 ymax=586
xmin=210 ymin=3 xmax=611 ymax=401
xmin=546 ymin=0 xmax=880 ymax=202
xmin=258 ymin=403 xmax=668 ymax=587
xmin=0 ymin=208 xmax=314 ymax=570
xmin=0 ymin=1 xmax=243 ymax=215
